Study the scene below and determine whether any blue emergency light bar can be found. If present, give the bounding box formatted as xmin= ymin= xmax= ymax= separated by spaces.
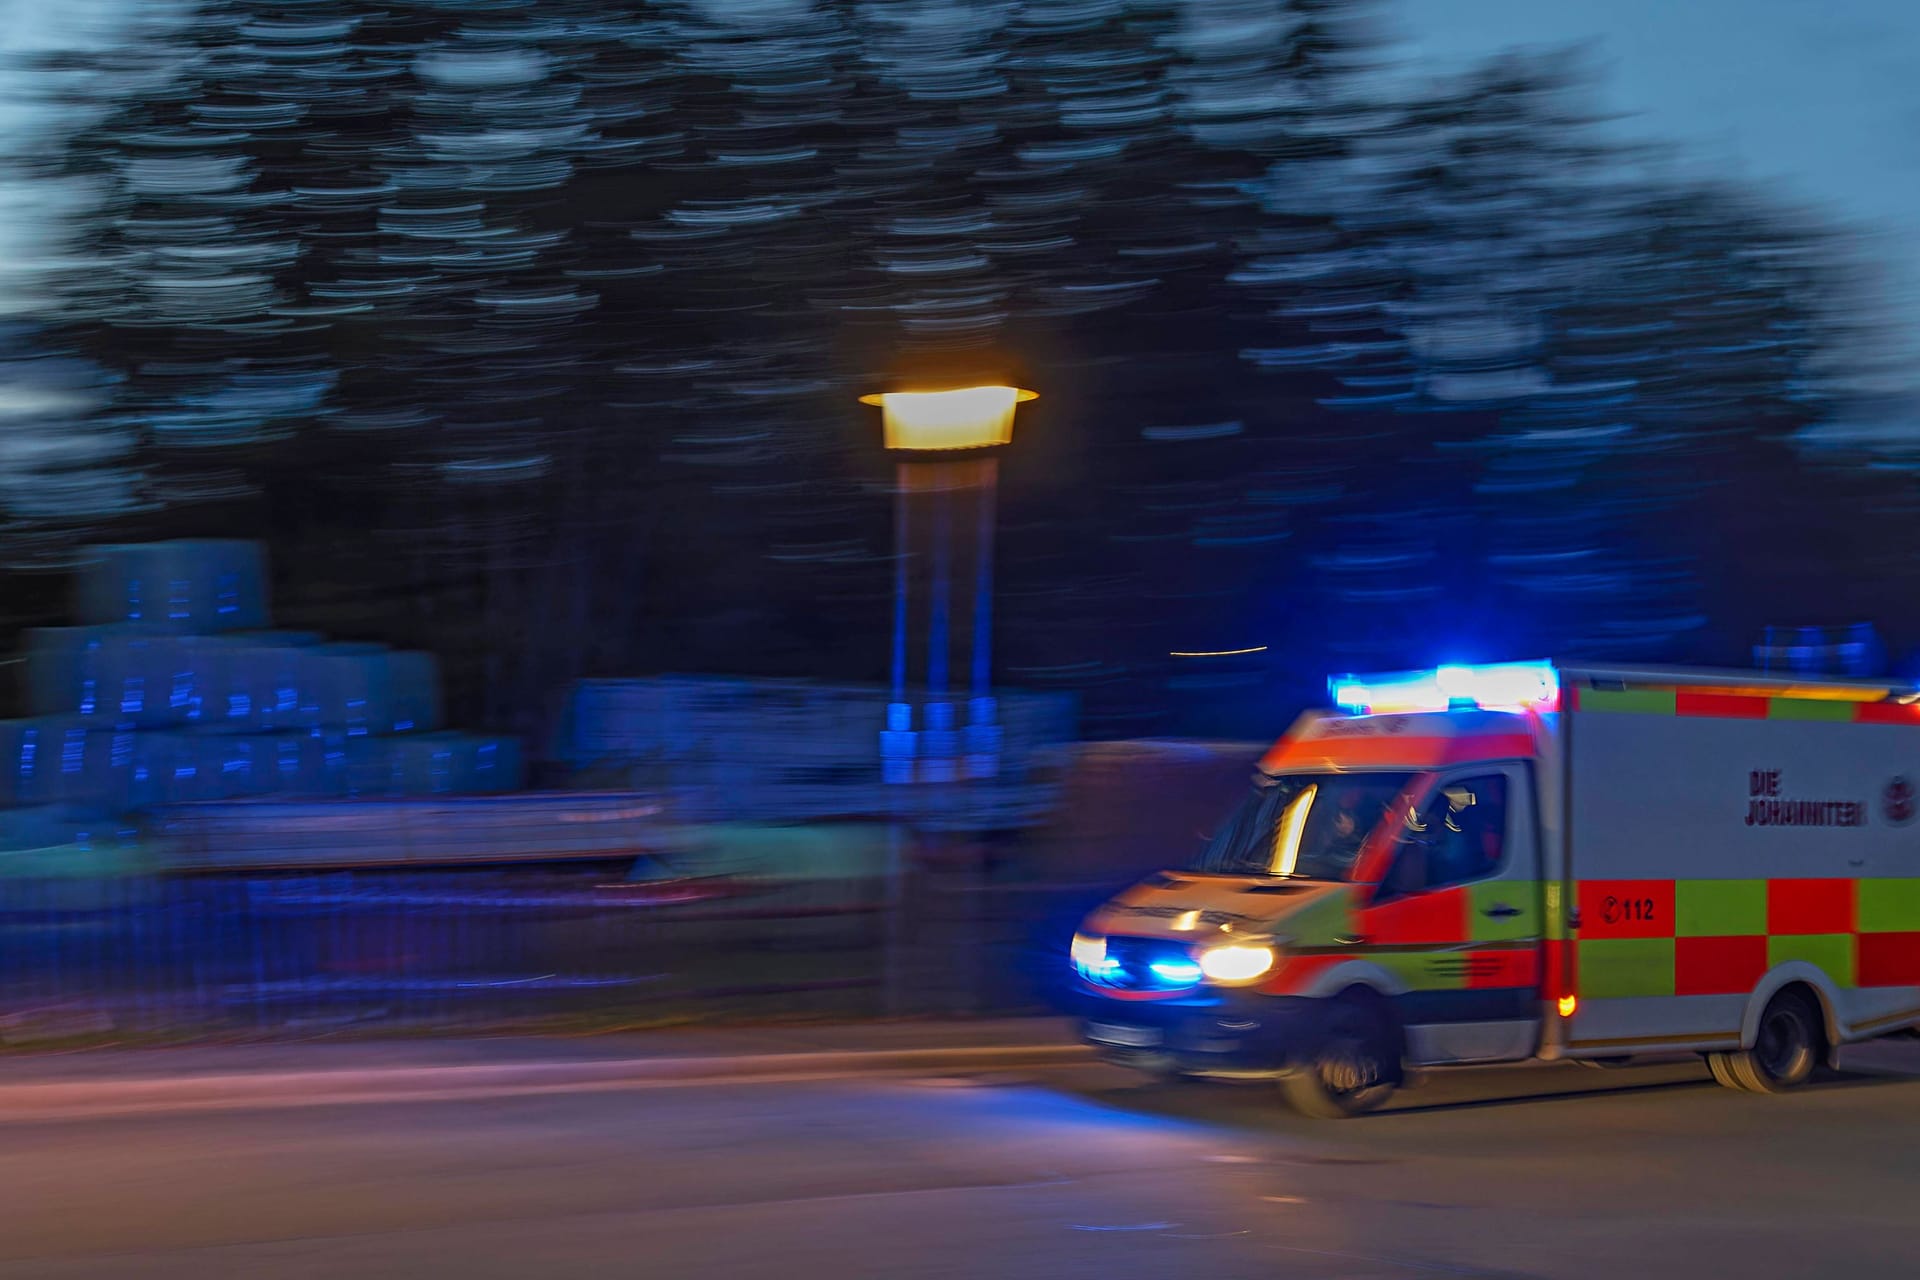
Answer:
xmin=1329 ymin=661 xmax=1559 ymax=715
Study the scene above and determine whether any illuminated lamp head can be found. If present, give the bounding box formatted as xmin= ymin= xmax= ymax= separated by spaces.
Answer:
xmin=859 ymin=385 xmax=1037 ymax=452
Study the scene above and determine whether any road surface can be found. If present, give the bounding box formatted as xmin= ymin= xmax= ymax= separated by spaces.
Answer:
xmin=1 ymin=1041 xmax=1918 ymax=1278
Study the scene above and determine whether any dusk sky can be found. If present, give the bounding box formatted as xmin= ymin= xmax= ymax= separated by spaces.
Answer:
xmin=7 ymin=0 xmax=1920 ymax=362
xmin=1394 ymin=0 xmax=1920 ymax=374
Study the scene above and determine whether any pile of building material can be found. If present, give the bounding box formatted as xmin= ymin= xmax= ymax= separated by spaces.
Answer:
xmin=150 ymin=793 xmax=661 ymax=872
xmin=559 ymin=676 xmax=1076 ymax=831
xmin=6 ymin=540 xmax=521 ymax=817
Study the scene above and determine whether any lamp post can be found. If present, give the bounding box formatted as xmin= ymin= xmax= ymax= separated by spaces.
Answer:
xmin=862 ymin=384 xmax=1033 ymax=1015
xmin=861 ymin=386 xmax=1035 ymax=789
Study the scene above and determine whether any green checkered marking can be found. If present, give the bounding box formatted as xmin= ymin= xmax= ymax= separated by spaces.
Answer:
xmin=1278 ymin=888 xmax=1358 ymax=948
xmin=1577 ymin=688 xmax=1676 ymax=715
xmin=1857 ymin=879 xmax=1920 ymax=933
xmin=1767 ymin=699 xmax=1855 ymax=722
xmin=1372 ymin=950 xmax=1467 ymax=992
xmin=1675 ymin=879 xmax=1766 ymax=937
xmin=1577 ymin=937 xmax=1676 ymax=998
xmin=1468 ymin=881 xmax=1541 ymax=942
xmin=1768 ymin=934 xmax=1855 ymax=988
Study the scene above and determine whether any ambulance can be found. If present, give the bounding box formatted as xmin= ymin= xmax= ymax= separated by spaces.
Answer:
xmin=1070 ymin=662 xmax=1920 ymax=1116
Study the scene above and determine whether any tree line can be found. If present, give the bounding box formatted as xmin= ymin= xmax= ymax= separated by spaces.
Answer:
xmin=4 ymin=0 xmax=1907 ymax=739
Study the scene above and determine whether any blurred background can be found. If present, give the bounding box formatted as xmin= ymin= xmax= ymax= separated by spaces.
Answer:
xmin=0 ymin=0 xmax=1917 ymax=1041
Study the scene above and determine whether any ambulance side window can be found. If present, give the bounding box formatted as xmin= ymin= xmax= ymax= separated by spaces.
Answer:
xmin=1381 ymin=774 xmax=1509 ymax=897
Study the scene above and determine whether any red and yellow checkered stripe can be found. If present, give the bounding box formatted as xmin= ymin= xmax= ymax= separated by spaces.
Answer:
xmin=1574 ymin=878 xmax=1920 ymax=997
xmin=1261 ymin=880 xmax=1545 ymax=996
xmin=1570 ymin=686 xmax=1920 ymax=725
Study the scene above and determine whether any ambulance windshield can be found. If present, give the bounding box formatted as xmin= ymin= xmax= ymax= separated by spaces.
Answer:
xmin=1192 ymin=772 xmax=1415 ymax=880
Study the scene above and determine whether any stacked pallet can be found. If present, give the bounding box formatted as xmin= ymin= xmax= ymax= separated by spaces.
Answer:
xmin=560 ymin=676 xmax=1076 ymax=831
xmin=150 ymin=793 xmax=659 ymax=871
xmin=5 ymin=541 xmax=521 ymax=816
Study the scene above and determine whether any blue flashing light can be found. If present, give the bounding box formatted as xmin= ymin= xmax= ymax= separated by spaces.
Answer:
xmin=1330 ymin=681 xmax=1368 ymax=709
xmin=1148 ymin=958 xmax=1203 ymax=985
xmin=1330 ymin=661 xmax=1558 ymax=715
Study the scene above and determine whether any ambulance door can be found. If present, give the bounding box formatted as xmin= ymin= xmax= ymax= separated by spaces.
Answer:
xmin=1362 ymin=763 xmax=1544 ymax=1065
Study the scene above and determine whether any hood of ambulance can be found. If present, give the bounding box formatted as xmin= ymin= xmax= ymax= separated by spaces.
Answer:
xmin=1082 ymin=872 xmax=1354 ymax=945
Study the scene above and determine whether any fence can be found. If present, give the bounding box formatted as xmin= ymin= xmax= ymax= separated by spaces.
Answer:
xmin=0 ymin=738 xmax=1260 ymax=1042
xmin=0 ymin=865 xmax=1118 ymax=1042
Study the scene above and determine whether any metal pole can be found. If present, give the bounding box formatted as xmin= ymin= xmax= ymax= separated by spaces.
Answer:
xmin=886 ymin=462 xmax=912 ymax=1016
xmin=928 ymin=476 xmax=950 ymax=700
xmin=884 ymin=820 xmax=907 ymax=1017
xmin=891 ymin=462 xmax=909 ymax=707
xmin=971 ymin=458 xmax=998 ymax=701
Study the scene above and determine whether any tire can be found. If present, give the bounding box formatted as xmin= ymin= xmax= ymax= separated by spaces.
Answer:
xmin=1097 ymin=1049 xmax=1183 ymax=1081
xmin=1705 ymin=1051 xmax=1743 ymax=1090
xmin=1722 ymin=990 xmax=1822 ymax=1094
xmin=1136 ymin=1056 xmax=1193 ymax=1085
xmin=1279 ymin=996 xmax=1399 ymax=1119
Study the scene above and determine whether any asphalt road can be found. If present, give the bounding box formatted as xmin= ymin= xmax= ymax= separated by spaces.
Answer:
xmin=2 ymin=1041 xmax=1919 ymax=1278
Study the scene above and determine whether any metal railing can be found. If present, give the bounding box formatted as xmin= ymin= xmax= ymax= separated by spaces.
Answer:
xmin=0 ymin=869 xmax=895 ymax=1040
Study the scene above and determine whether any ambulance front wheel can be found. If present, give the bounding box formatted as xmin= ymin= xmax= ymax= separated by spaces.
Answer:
xmin=1709 ymin=988 xmax=1822 ymax=1094
xmin=1278 ymin=993 xmax=1401 ymax=1119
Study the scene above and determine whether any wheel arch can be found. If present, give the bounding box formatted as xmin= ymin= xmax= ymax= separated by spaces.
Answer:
xmin=1295 ymin=959 xmax=1408 ymax=1002
xmin=1741 ymin=963 xmax=1841 ymax=1054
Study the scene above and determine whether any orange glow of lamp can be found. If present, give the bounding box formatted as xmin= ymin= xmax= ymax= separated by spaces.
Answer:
xmin=859 ymin=385 xmax=1037 ymax=452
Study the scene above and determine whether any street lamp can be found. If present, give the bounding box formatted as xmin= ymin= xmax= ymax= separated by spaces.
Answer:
xmin=860 ymin=385 xmax=1036 ymax=452
xmin=861 ymin=385 xmax=1035 ymax=786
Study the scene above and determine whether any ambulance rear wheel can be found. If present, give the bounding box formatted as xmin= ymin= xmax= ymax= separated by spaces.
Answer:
xmin=1279 ymin=996 xmax=1399 ymax=1119
xmin=1722 ymin=990 xmax=1821 ymax=1094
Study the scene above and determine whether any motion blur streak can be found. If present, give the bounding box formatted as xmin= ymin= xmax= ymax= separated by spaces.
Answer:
xmin=0 ymin=5 xmax=1910 ymax=1272
xmin=0 ymin=0 xmax=1907 ymax=739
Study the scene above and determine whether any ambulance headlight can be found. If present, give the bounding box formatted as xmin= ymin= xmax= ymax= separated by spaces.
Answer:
xmin=1198 ymin=944 xmax=1275 ymax=984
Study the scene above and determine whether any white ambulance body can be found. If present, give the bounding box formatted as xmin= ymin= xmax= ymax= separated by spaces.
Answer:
xmin=1070 ymin=662 xmax=1920 ymax=1115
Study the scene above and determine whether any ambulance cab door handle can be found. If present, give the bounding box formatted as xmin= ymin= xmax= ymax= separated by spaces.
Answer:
xmin=1483 ymin=904 xmax=1521 ymax=919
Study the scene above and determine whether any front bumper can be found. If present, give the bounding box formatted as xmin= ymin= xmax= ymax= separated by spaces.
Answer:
xmin=1071 ymin=988 xmax=1323 ymax=1077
